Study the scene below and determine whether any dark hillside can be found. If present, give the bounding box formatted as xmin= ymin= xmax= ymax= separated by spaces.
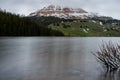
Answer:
xmin=0 ymin=10 xmax=64 ymax=36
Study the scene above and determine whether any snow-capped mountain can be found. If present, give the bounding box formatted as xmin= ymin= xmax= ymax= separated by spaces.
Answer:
xmin=29 ymin=5 xmax=95 ymax=19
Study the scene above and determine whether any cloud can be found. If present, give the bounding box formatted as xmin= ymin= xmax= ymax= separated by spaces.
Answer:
xmin=0 ymin=0 xmax=120 ymax=19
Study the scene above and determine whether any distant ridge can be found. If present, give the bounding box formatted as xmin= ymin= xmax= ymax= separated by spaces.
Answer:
xmin=29 ymin=5 xmax=93 ymax=19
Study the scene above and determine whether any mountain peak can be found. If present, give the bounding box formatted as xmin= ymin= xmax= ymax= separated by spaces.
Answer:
xmin=29 ymin=5 xmax=91 ymax=19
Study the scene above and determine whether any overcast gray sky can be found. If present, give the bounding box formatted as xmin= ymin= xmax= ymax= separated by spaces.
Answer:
xmin=0 ymin=0 xmax=120 ymax=19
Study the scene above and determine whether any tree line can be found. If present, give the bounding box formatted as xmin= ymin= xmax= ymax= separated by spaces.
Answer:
xmin=0 ymin=9 xmax=64 ymax=36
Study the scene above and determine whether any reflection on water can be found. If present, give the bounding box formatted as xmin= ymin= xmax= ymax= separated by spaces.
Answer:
xmin=99 ymin=71 xmax=120 ymax=80
xmin=0 ymin=37 xmax=120 ymax=80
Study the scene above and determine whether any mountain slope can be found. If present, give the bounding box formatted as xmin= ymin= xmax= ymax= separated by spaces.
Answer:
xmin=29 ymin=5 xmax=91 ymax=19
xmin=0 ymin=10 xmax=64 ymax=36
xmin=48 ymin=18 xmax=120 ymax=36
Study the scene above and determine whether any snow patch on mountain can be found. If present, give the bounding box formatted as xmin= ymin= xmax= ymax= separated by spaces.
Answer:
xmin=29 ymin=5 xmax=99 ymax=19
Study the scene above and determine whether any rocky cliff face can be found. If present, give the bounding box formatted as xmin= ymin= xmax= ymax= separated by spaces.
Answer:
xmin=29 ymin=5 xmax=93 ymax=19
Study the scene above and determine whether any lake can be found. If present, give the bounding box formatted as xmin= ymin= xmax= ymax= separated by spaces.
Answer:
xmin=0 ymin=37 xmax=120 ymax=80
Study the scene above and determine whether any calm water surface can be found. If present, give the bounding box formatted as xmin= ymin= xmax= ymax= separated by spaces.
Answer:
xmin=0 ymin=37 xmax=120 ymax=80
